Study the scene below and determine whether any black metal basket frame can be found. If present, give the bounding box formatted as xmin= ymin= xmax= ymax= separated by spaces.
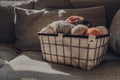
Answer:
xmin=38 ymin=32 xmax=109 ymax=70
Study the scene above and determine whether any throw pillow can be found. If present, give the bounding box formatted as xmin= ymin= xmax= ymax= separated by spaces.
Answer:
xmin=14 ymin=6 xmax=106 ymax=51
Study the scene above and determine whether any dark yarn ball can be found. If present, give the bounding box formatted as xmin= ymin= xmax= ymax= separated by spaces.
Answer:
xmin=74 ymin=20 xmax=93 ymax=28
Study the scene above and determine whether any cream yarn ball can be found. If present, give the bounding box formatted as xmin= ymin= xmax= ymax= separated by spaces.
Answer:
xmin=40 ymin=20 xmax=65 ymax=34
xmin=71 ymin=25 xmax=89 ymax=35
xmin=40 ymin=27 xmax=55 ymax=34
xmin=96 ymin=26 xmax=108 ymax=35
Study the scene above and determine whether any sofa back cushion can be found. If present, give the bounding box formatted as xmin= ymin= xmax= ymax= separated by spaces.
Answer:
xmin=14 ymin=6 xmax=106 ymax=51
xmin=68 ymin=0 xmax=120 ymax=28
xmin=34 ymin=0 xmax=65 ymax=9
xmin=0 ymin=7 xmax=15 ymax=43
xmin=0 ymin=1 xmax=33 ymax=43
xmin=34 ymin=0 xmax=120 ymax=28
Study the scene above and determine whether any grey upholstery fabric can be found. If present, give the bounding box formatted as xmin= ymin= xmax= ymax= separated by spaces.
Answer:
xmin=34 ymin=0 xmax=120 ymax=28
xmin=68 ymin=0 xmax=120 ymax=28
xmin=34 ymin=0 xmax=65 ymax=9
xmin=0 ymin=1 xmax=33 ymax=8
xmin=0 ymin=43 xmax=18 ymax=68
xmin=14 ymin=6 xmax=106 ymax=51
xmin=0 ymin=7 xmax=15 ymax=43
xmin=0 ymin=58 xmax=5 ymax=68
xmin=0 ymin=1 xmax=33 ymax=43
xmin=0 ymin=51 xmax=119 ymax=80
xmin=109 ymin=9 xmax=120 ymax=56
xmin=0 ymin=43 xmax=18 ymax=61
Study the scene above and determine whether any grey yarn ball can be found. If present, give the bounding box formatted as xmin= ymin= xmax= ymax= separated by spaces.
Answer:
xmin=57 ymin=21 xmax=75 ymax=34
xmin=40 ymin=20 xmax=65 ymax=34
xmin=47 ymin=20 xmax=75 ymax=34
xmin=40 ymin=20 xmax=75 ymax=34
xmin=47 ymin=20 xmax=65 ymax=33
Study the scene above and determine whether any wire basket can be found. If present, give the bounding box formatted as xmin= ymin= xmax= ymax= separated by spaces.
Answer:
xmin=38 ymin=33 xmax=109 ymax=70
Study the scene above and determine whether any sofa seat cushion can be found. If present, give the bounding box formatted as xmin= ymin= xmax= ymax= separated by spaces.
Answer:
xmin=0 ymin=59 xmax=5 ymax=68
xmin=0 ymin=43 xmax=18 ymax=68
xmin=0 ymin=51 xmax=120 ymax=80
xmin=0 ymin=43 xmax=18 ymax=61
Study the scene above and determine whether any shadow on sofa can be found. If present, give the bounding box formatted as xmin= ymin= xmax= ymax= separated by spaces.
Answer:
xmin=0 ymin=0 xmax=120 ymax=80
xmin=0 ymin=51 xmax=120 ymax=80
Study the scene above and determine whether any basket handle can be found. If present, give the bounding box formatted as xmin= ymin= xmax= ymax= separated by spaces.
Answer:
xmin=88 ymin=35 xmax=96 ymax=45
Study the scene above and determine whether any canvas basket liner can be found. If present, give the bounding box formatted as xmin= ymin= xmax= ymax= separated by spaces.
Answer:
xmin=38 ymin=33 xmax=109 ymax=70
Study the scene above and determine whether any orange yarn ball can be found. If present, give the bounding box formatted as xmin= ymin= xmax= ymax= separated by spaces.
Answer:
xmin=84 ymin=28 xmax=102 ymax=36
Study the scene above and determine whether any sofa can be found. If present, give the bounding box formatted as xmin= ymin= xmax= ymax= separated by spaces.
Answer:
xmin=0 ymin=0 xmax=120 ymax=80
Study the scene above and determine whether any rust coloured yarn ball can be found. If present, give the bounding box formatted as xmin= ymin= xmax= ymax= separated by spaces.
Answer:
xmin=84 ymin=28 xmax=102 ymax=36
xmin=65 ymin=16 xmax=84 ymax=24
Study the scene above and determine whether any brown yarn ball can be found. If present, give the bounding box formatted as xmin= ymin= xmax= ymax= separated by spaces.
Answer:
xmin=71 ymin=25 xmax=89 ymax=35
xmin=84 ymin=28 xmax=102 ymax=36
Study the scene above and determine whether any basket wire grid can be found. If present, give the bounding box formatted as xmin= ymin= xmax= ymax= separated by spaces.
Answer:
xmin=38 ymin=33 xmax=109 ymax=70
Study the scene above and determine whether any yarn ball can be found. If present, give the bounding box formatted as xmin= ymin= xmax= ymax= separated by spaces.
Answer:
xmin=71 ymin=25 xmax=88 ymax=35
xmin=57 ymin=21 xmax=75 ymax=34
xmin=48 ymin=20 xmax=65 ymax=32
xmin=65 ymin=16 xmax=84 ymax=24
xmin=96 ymin=26 xmax=108 ymax=35
xmin=74 ymin=20 xmax=93 ymax=28
xmin=40 ymin=27 xmax=55 ymax=34
xmin=84 ymin=28 xmax=102 ymax=36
